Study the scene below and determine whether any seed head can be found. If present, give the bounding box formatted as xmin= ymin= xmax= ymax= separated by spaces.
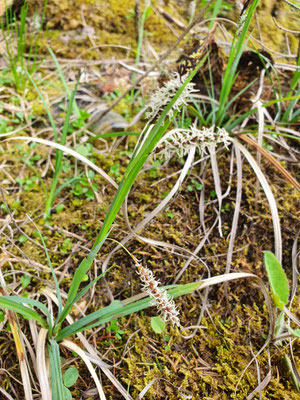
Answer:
xmin=154 ymin=124 xmax=231 ymax=160
xmin=146 ymin=72 xmax=198 ymax=121
xmin=132 ymin=255 xmax=180 ymax=327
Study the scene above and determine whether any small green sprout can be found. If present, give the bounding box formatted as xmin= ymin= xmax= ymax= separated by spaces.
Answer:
xmin=106 ymin=320 xmax=124 ymax=340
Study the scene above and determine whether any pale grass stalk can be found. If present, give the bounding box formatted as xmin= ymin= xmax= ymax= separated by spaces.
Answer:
xmin=0 ymin=387 xmax=14 ymax=400
xmin=252 ymin=69 xmax=266 ymax=204
xmin=61 ymin=340 xmax=107 ymax=400
xmin=5 ymin=136 xmax=118 ymax=189
xmin=233 ymin=139 xmax=282 ymax=263
xmin=255 ymin=98 xmax=264 ymax=203
xmin=18 ymin=349 xmax=33 ymax=400
xmin=237 ymin=134 xmax=300 ymax=190
xmin=36 ymin=328 xmax=51 ymax=400
xmin=20 ymin=330 xmax=39 ymax=382
xmin=86 ymin=353 xmax=135 ymax=400
xmin=209 ymin=146 xmax=223 ymax=237
xmin=291 ymin=236 xmax=298 ymax=301
xmin=247 ymin=348 xmax=271 ymax=400
xmin=225 ymin=144 xmax=243 ymax=274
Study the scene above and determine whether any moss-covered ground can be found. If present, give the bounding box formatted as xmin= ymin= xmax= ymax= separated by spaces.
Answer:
xmin=0 ymin=0 xmax=299 ymax=399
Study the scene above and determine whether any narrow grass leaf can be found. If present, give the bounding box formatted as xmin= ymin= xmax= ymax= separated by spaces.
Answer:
xmin=264 ymin=251 xmax=289 ymax=310
xmin=57 ymin=282 xmax=201 ymax=341
xmin=26 ymin=73 xmax=58 ymax=142
xmin=217 ymin=0 xmax=260 ymax=125
xmin=45 ymin=65 xmax=82 ymax=218
xmin=32 ymin=222 xmax=63 ymax=318
xmin=63 ymin=368 xmax=79 ymax=388
xmin=49 ymin=339 xmax=65 ymax=400
xmin=55 ymin=235 xmax=109 ymax=329
xmin=88 ymin=131 xmax=140 ymax=140
xmin=0 ymin=296 xmax=49 ymax=328
xmin=48 ymin=48 xmax=80 ymax=117
xmin=55 ymin=300 xmax=122 ymax=341
xmin=6 ymin=137 xmax=118 ymax=189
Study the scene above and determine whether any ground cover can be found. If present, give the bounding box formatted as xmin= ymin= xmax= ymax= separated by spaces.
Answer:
xmin=0 ymin=1 xmax=299 ymax=399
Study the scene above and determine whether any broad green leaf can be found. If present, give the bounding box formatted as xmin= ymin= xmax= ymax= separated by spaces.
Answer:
xmin=264 ymin=251 xmax=289 ymax=310
xmin=74 ymin=144 xmax=92 ymax=157
xmin=63 ymin=367 xmax=79 ymax=388
xmin=151 ymin=316 xmax=165 ymax=334
xmin=63 ymin=387 xmax=72 ymax=400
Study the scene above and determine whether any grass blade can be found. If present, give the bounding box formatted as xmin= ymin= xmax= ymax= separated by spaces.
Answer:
xmin=233 ymin=139 xmax=282 ymax=262
xmin=216 ymin=0 xmax=260 ymax=125
xmin=54 ymin=234 xmax=109 ymax=329
xmin=48 ymin=339 xmax=65 ymax=400
xmin=0 ymin=296 xmax=49 ymax=329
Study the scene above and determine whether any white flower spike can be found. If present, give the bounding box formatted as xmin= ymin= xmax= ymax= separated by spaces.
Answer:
xmin=146 ymin=72 xmax=198 ymax=121
xmin=131 ymin=255 xmax=180 ymax=327
xmin=154 ymin=123 xmax=231 ymax=160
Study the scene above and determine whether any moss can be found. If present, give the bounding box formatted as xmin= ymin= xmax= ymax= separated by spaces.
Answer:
xmin=0 ymin=2 xmax=299 ymax=399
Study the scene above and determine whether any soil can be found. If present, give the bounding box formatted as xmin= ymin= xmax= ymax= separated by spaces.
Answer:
xmin=0 ymin=1 xmax=299 ymax=399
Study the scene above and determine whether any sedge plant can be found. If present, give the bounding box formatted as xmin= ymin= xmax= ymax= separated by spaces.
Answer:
xmin=0 ymin=2 xmax=298 ymax=397
xmin=0 ymin=48 xmax=271 ymax=398
xmin=1 ymin=0 xmax=48 ymax=91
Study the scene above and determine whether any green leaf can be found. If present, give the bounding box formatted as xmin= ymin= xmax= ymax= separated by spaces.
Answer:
xmin=56 ymin=282 xmax=201 ymax=341
xmin=19 ymin=235 xmax=27 ymax=243
xmin=0 ymin=296 xmax=49 ymax=328
xmin=151 ymin=316 xmax=165 ymax=334
xmin=56 ymin=300 xmax=122 ymax=341
xmin=20 ymin=275 xmax=31 ymax=290
xmin=0 ymin=311 xmax=5 ymax=322
xmin=55 ymin=204 xmax=65 ymax=213
xmin=49 ymin=340 xmax=65 ymax=400
xmin=264 ymin=251 xmax=289 ymax=310
xmin=90 ymin=57 xmax=208 ymax=253
xmin=63 ymin=387 xmax=72 ymax=400
xmin=286 ymin=326 xmax=300 ymax=338
xmin=74 ymin=144 xmax=92 ymax=157
xmin=63 ymin=367 xmax=79 ymax=388
xmin=88 ymin=131 xmax=139 ymax=141
xmin=144 ymin=6 xmax=152 ymax=20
